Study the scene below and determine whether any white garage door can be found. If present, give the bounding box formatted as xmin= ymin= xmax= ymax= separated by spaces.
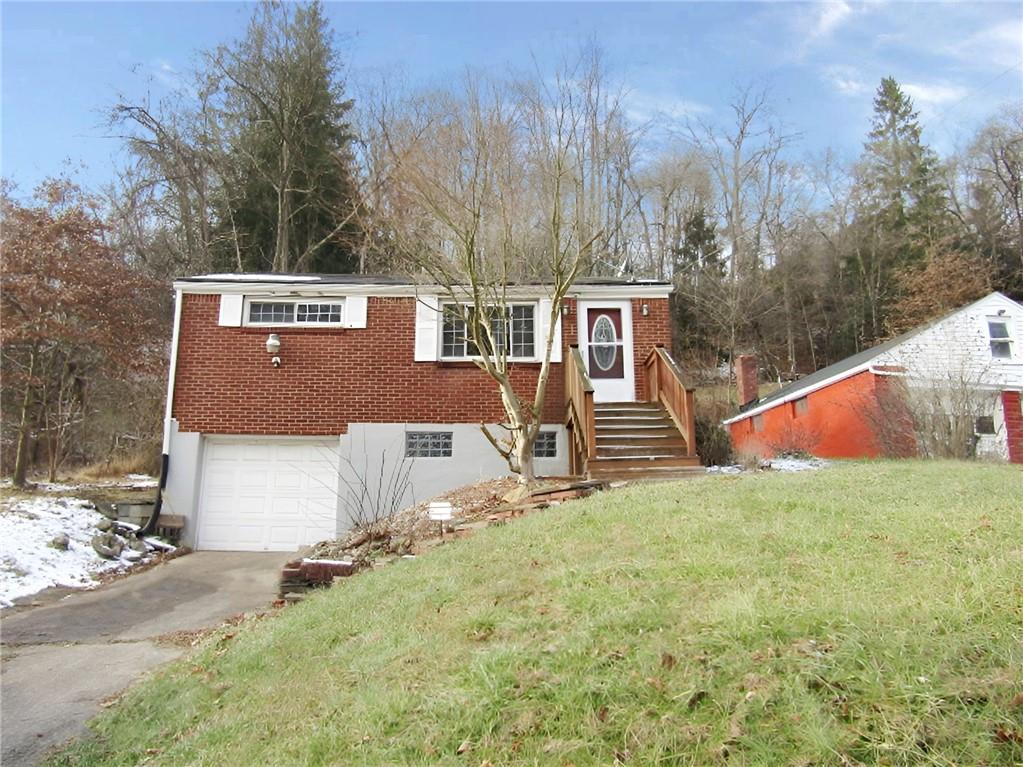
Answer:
xmin=197 ymin=439 xmax=340 ymax=551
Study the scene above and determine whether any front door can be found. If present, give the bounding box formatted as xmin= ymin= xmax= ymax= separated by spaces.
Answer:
xmin=577 ymin=300 xmax=635 ymax=402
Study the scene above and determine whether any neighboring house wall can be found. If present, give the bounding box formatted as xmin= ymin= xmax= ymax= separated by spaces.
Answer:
xmin=726 ymin=293 xmax=1023 ymax=463
xmin=729 ymin=370 xmax=885 ymax=459
xmin=872 ymin=293 xmax=1023 ymax=391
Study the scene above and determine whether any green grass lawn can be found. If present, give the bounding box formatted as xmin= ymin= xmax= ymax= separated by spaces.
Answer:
xmin=51 ymin=461 xmax=1023 ymax=766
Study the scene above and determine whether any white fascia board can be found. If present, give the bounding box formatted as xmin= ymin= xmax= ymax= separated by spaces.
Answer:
xmin=721 ymin=360 xmax=876 ymax=425
xmin=569 ymin=284 xmax=672 ymax=299
xmin=173 ymin=280 xmax=673 ymax=300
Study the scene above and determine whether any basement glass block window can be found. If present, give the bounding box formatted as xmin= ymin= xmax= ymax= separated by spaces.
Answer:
xmin=975 ymin=416 xmax=996 ymax=435
xmin=441 ymin=304 xmax=536 ymax=359
xmin=988 ymin=320 xmax=1012 ymax=359
xmin=533 ymin=431 xmax=557 ymax=458
xmin=405 ymin=431 xmax=453 ymax=458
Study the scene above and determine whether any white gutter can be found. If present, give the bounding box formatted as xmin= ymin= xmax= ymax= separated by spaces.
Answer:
xmin=161 ymin=287 xmax=184 ymax=453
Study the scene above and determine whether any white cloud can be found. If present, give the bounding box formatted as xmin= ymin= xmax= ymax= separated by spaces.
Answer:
xmin=150 ymin=59 xmax=183 ymax=90
xmin=903 ymin=82 xmax=969 ymax=109
xmin=623 ymin=90 xmax=712 ymax=125
xmin=947 ymin=18 xmax=1023 ymax=70
xmin=823 ymin=65 xmax=868 ymax=96
xmin=810 ymin=1 xmax=854 ymax=42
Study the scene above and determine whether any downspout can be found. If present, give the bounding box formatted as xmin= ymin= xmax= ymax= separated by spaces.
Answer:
xmin=140 ymin=287 xmax=183 ymax=537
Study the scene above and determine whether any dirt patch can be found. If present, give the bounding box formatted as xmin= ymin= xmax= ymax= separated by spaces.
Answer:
xmin=306 ymin=477 xmax=518 ymax=565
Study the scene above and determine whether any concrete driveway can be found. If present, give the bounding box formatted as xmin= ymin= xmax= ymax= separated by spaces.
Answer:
xmin=1 ymin=551 xmax=291 ymax=767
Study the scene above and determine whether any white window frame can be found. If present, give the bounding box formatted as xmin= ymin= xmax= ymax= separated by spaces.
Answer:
xmin=244 ymin=297 xmax=346 ymax=328
xmin=440 ymin=302 xmax=539 ymax=362
xmin=987 ymin=317 xmax=1014 ymax=360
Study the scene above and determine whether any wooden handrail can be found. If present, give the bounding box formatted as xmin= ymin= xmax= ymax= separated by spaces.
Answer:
xmin=565 ymin=345 xmax=597 ymax=471
xmin=643 ymin=345 xmax=698 ymax=458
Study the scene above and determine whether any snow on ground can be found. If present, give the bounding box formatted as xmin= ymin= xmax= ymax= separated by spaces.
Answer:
xmin=0 ymin=496 xmax=140 ymax=607
xmin=708 ymin=456 xmax=828 ymax=474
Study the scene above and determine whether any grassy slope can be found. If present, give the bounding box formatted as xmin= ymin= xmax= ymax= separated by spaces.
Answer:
xmin=52 ymin=461 xmax=1023 ymax=767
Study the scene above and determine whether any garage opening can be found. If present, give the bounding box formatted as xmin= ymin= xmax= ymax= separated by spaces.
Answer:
xmin=197 ymin=439 xmax=340 ymax=551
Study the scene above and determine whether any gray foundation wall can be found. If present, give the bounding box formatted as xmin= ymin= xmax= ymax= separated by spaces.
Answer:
xmin=165 ymin=421 xmax=569 ymax=546
xmin=336 ymin=423 xmax=569 ymax=531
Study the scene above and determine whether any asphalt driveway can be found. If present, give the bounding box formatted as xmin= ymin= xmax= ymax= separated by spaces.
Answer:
xmin=1 ymin=551 xmax=291 ymax=767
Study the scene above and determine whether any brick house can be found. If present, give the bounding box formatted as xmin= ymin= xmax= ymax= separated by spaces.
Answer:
xmin=159 ymin=274 xmax=698 ymax=551
xmin=725 ymin=292 xmax=1023 ymax=463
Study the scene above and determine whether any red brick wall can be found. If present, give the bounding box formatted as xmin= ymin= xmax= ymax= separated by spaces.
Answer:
xmin=171 ymin=294 xmax=671 ymax=435
xmin=1002 ymin=390 xmax=1023 ymax=464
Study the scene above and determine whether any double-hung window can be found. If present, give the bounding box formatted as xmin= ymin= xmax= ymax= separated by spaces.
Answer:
xmin=246 ymin=299 xmax=345 ymax=326
xmin=441 ymin=304 xmax=536 ymax=360
xmin=988 ymin=319 xmax=1013 ymax=359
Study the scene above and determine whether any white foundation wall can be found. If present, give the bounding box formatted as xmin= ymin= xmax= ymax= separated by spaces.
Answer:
xmin=337 ymin=423 xmax=569 ymax=531
xmin=162 ymin=421 xmax=204 ymax=549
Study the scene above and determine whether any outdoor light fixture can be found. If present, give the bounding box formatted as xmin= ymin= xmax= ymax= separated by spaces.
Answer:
xmin=265 ymin=333 xmax=282 ymax=367
xmin=641 ymin=303 xmax=650 ymax=317
xmin=562 ymin=304 xmax=571 ymax=317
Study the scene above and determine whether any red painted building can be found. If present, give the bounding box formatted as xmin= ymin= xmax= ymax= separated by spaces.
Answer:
xmin=725 ymin=293 xmax=1023 ymax=464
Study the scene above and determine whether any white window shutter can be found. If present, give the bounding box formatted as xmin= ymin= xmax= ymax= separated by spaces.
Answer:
xmin=414 ymin=295 xmax=440 ymax=361
xmin=218 ymin=294 xmax=244 ymax=327
xmin=538 ymin=299 xmax=562 ymax=363
xmin=345 ymin=296 xmax=368 ymax=328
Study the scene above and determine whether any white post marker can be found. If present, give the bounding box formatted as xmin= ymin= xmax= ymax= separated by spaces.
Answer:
xmin=428 ymin=501 xmax=454 ymax=538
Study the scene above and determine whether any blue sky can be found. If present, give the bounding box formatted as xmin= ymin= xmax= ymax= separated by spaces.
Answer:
xmin=2 ymin=1 xmax=1021 ymax=193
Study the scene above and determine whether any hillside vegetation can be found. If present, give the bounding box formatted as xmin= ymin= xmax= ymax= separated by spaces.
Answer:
xmin=52 ymin=461 xmax=1023 ymax=766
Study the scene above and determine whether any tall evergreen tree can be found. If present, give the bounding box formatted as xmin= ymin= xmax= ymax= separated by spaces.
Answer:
xmin=848 ymin=77 xmax=948 ymax=342
xmin=861 ymin=77 xmax=946 ymax=248
xmin=210 ymin=1 xmax=360 ymax=273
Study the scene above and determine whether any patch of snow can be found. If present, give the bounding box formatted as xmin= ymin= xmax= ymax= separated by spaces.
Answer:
xmin=143 ymin=537 xmax=176 ymax=552
xmin=707 ymin=465 xmax=743 ymax=474
xmin=768 ymin=457 xmax=827 ymax=472
xmin=36 ymin=481 xmax=85 ymax=493
xmin=707 ymin=457 xmax=827 ymax=474
xmin=0 ymin=497 xmax=139 ymax=607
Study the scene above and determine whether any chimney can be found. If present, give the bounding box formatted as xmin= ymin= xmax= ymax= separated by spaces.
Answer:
xmin=735 ymin=354 xmax=759 ymax=408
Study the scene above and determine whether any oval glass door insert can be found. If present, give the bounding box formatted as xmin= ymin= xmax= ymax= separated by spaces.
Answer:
xmin=592 ymin=314 xmax=618 ymax=371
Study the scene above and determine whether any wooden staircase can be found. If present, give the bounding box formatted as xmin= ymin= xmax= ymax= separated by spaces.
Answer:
xmin=565 ymin=344 xmax=704 ymax=483
xmin=588 ymin=401 xmax=703 ymax=480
